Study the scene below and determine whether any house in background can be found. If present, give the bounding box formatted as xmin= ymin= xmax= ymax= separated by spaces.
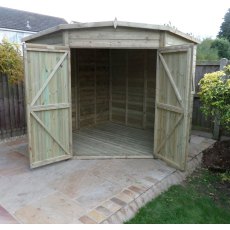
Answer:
xmin=0 ymin=6 xmax=67 ymax=44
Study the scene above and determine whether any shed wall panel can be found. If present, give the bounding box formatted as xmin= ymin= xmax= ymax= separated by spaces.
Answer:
xmin=69 ymin=27 xmax=160 ymax=48
xmin=110 ymin=49 xmax=156 ymax=129
xmin=165 ymin=32 xmax=192 ymax=46
xmin=72 ymin=49 xmax=110 ymax=129
xmin=72 ymin=48 xmax=156 ymax=130
xmin=27 ymin=32 xmax=63 ymax=45
xmin=69 ymin=27 xmax=160 ymax=40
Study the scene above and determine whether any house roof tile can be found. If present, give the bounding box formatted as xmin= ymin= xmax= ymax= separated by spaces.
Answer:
xmin=0 ymin=6 xmax=67 ymax=32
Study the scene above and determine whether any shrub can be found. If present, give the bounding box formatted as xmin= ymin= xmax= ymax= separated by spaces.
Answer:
xmin=0 ymin=38 xmax=23 ymax=83
xmin=198 ymin=65 xmax=230 ymax=130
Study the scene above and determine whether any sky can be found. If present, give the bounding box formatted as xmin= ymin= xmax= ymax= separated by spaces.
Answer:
xmin=0 ymin=0 xmax=229 ymax=39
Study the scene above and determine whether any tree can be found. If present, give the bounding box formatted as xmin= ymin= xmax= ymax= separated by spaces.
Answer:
xmin=198 ymin=65 xmax=230 ymax=132
xmin=211 ymin=38 xmax=230 ymax=59
xmin=196 ymin=38 xmax=219 ymax=61
xmin=218 ymin=8 xmax=230 ymax=42
xmin=0 ymin=38 xmax=23 ymax=83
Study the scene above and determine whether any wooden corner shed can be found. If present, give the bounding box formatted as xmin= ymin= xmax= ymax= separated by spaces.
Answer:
xmin=22 ymin=21 xmax=199 ymax=170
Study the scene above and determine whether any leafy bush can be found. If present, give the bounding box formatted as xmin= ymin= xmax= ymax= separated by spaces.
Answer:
xmin=198 ymin=65 xmax=230 ymax=130
xmin=0 ymin=38 xmax=23 ymax=83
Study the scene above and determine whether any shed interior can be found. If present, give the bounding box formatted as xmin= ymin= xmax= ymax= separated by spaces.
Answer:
xmin=71 ymin=48 xmax=157 ymax=158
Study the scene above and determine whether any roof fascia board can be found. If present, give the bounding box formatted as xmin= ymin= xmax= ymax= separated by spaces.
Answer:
xmin=23 ymin=20 xmax=199 ymax=44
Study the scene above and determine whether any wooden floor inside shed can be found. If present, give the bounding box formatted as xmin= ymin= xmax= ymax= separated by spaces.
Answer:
xmin=73 ymin=122 xmax=154 ymax=159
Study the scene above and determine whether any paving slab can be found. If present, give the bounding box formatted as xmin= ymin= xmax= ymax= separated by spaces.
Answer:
xmin=0 ymin=205 xmax=18 ymax=224
xmin=15 ymin=192 xmax=85 ymax=224
xmin=0 ymin=135 xmax=215 ymax=224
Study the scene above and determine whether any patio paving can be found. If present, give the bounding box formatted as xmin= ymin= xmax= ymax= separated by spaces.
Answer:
xmin=0 ymin=134 xmax=215 ymax=224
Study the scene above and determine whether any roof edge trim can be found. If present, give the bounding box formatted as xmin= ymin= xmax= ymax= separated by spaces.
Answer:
xmin=22 ymin=20 xmax=200 ymax=44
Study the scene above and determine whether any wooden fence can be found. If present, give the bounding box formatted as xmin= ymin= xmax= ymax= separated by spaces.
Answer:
xmin=192 ymin=61 xmax=220 ymax=132
xmin=0 ymin=74 xmax=26 ymax=139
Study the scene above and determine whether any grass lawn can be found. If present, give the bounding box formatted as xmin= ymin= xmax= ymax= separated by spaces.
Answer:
xmin=125 ymin=168 xmax=230 ymax=224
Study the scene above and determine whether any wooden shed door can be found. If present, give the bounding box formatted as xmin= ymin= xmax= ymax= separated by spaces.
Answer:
xmin=24 ymin=44 xmax=72 ymax=168
xmin=154 ymin=45 xmax=194 ymax=170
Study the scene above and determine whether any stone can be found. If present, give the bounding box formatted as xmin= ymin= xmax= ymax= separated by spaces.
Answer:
xmin=116 ymin=192 xmax=134 ymax=204
xmin=87 ymin=210 xmax=107 ymax=223
xmin=79 ymin=215 xmax=97 ymax=224
xmin=96 ymin=206 xmax=113 ymax=217
xmin=110 ymin=197 xmax=127 ymax=207
xmin=101 ymin=200 xmax=121 ymax=213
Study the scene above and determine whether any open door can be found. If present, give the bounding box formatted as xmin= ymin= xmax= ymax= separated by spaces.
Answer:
xmin=154 ymin=45 xmax=194 ymax=170
xmin=24 ymin=44 xmax=72 ymax=168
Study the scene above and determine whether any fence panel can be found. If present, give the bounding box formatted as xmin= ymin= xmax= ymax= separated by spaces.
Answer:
xmin=0 ymin=74 xmax=26 ymax=139
xmin=192 ymin=61 xmax=219 ymax=132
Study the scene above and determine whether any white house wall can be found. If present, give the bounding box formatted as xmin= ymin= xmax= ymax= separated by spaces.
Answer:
xmin=0 ymin=28 xmax=34 ymax=44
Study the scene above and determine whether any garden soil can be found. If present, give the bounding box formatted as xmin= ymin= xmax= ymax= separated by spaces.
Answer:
xmin=202 ymin=140 xmax=230 ymax=172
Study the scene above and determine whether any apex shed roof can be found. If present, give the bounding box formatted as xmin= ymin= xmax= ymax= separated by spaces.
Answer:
xmin=23 ymin=20 xmax=200 ymax=44
xmin=0 ymin=6 xmax=67 ymax=32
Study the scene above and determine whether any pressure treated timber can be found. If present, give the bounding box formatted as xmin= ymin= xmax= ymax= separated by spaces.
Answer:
xmin=71 ymin=48 xmax=156 ymax=130
xmin=73 ymin=122 xmax=153 ymax=158
xmin=23 ymin=21 xmax=197 ymax=170
xmin=110 ymin=49 xmax=156 ymax=129
xmin=24 ymin=44 xmax=72 ymax=168
xmin=68 ymin=27 xmax=161 ymax=48
xmin=23 ymin=21 xmax=199 ymax=44
xmin=165 ymin=32 xmax=192 ymax=46
xmin=72 ymin=49 xmax=110 ymax=128
xmin=154 ymin=45 xmax=194 ymax=170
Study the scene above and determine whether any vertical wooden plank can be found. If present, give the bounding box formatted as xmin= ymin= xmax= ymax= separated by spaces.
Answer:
xmin=154 ymin=51 xmax=160 ymax=157
xmin=70 ymin=49 xmax=75 ymax=131
xmin=63 ymin=31 xmax=69 ymax=45
xmin=143 ymin=50 xmax=147 ymax=129
xmin=74 ymin=49 xmax=79 ymax=130
xmin=145 ymin=50 xmax=157 ymax=129
xmin=165 ymin=52 xmax=171 ymax=160
xmin=3 ymin=75 xmax=10 ymax=137
xmin=189 ymin=45 xmax=197 ymax=140
xmin=23 ymin=43 xmax=33 ymax=164
xmin=109 ymin=50 xmax=112 ymax=121
xmin=125 ymin=50 xmax=128 ymax=125
xmin=13 ymin=83 xmax=18 ymax=132
xmin=15 ymin=82 xmax=21 ymax=134
xmin=76 ymin=50 xmax=80 ymax=130
xmin=20 ymin=81 xmax=26 ymax=134
xmin=68 ymin=49 xmax=73 ymax=155
xmin=181 ymin=47 xmax=192 ymax=169
xmin=94 ymin=49 xmax=97 ymax=125
xmin=160 ymin=31 xmax=166 ymax=48
xmin=71 ymin=48 xmax=78 ymax=131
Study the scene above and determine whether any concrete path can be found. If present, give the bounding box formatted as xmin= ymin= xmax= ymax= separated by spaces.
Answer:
xmin=0 ymin=135 xmax=215 ymax=224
